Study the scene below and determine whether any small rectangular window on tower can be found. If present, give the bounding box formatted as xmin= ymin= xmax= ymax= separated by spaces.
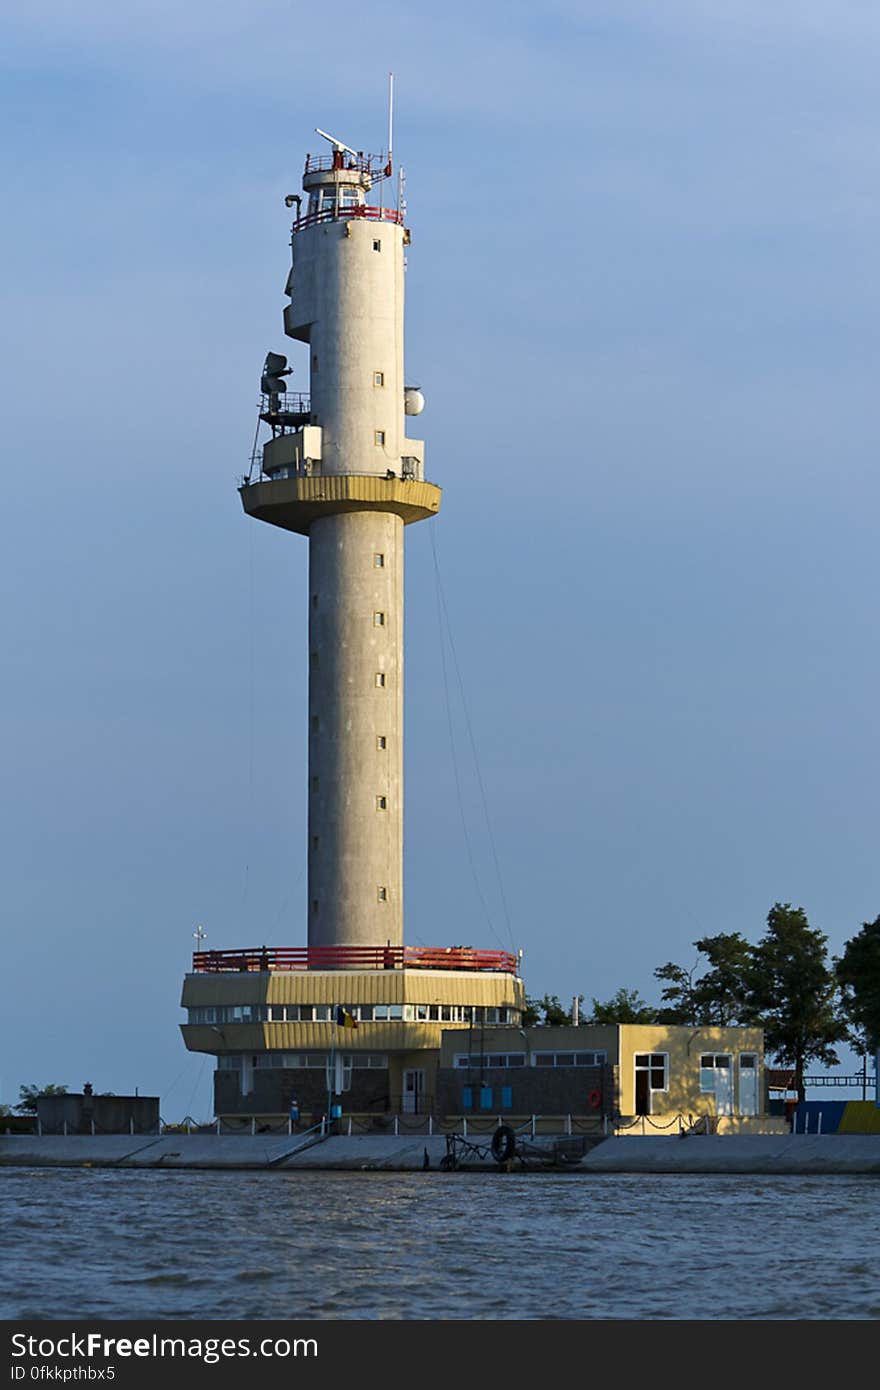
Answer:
xmin=375 ymin=672 xmax=386 ymax=688
xmin=374 ymin=430 xmax=386 ymax=447
xmin=376 ymin=795 xmax=387 ymax=811
xmin=374 ymin=553 xmax=385 ymax=567
xmin=373 ymin=371 xmax=384 ymax=387
xmin=373 ymin=611 xmax=385 ymax=627
xmin=377 ymin=886 xmax=387 ymax=902
xmin=373 ymin=239 xmax=381 ymax=252
xmin=377 ymin=735 xmax=387 ymax=750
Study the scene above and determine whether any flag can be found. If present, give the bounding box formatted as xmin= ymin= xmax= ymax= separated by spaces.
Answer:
xmin=336 ymin=1006 xmax=358 ymax=1029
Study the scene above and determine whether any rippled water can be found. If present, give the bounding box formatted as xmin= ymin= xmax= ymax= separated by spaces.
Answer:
xmin=3 ymin=1168 xmax=878 ymax=1320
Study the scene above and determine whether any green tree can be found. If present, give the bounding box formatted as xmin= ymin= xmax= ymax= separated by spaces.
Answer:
xmin=749 ymin=904 xmax=845 ymax=1102
xmin=588 ymin=987 xmax=657 ymax=1025
xmin=532 ymin=994 xmax=574 ymax=1026
xmin=522 ymin=998 xmax=541 ymax=1026
xmin=654 ymin=960 xmax=699 ymax=1024
xmin=15 ymin=1084 xmax=68 ymax=1115
xmin=836 ymin=914 xmax=880 ymax=1056
xmin=655 ymin=934 xmax=754 ymax=1025
xmin=691 ymin=932 xmax=754 ymax=1025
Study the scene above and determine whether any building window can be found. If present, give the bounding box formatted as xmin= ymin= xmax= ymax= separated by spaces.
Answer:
xmin=699 ymin=1053 xmax=734 ymax=1115
xmin=374 ymin=553 xmax=385 ymax=567
xmin=454 ymin=1053 xmax=527 ymax=1070
xmin=700 ymin=1054 xmax=732 ymax=1092
xmin=501 ymin=1086 xmax=513 ymax=1110
xmin=376 ymin=795 xmax=387 ymax=811
xmin=462 ymin=1086 xmax=473 ymax=1111
xmin=533 ymin=1051 xmax=606 ymax=1068
xmin=373 ymin=371 xmax=384 ymax=387
xmin=375 ymin=672 xmax=386 ymax=687
xmin=373 ymin=611 xmax=385 ymax=626
xmin=377 ymin=735 xmax=387 ymax=750
xmin=374 ymin=430 xmax=386 ymax=446
xmin=479 ymin=1086 xmax=494 ymax=1111
xmin=377 ymin=886 xmax=387 ymax=902
xmin=373 ymin=239 xmax=381 ymax=252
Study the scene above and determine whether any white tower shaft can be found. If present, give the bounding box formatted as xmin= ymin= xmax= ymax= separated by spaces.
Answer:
xmin=242 ymin=150 xmax=435 ymax=951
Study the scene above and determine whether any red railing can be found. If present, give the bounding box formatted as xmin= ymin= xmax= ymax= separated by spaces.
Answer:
xmin=292 ymin=205 xmax=404 ymax=234
xmin=192 ymin=945 xmax=518 ymax=975
xmin=303 ymin=152 xmax=390 ymax=180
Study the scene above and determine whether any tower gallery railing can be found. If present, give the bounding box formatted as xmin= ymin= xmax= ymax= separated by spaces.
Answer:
xmin=292 ymin=205 xmax=404 ymax=233
xmin=192 ymin=946 xmax=519 ymax=975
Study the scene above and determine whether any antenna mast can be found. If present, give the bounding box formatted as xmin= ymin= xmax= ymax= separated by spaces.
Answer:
xmin=388 ymin=71 xmax=394 ymax=173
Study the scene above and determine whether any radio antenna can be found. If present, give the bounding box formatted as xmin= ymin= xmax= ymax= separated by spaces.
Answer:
xmin=388 ymin=71 xmax=394 ymax=173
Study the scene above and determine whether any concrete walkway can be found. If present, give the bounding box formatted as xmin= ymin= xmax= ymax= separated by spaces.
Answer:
xmin=2 ymin=1131 xmax=879 ymax=1173
xmin=582 ymin=1133 xmax=880 ymax=1174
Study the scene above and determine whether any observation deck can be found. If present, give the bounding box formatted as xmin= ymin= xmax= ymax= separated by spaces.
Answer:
xmin=192 ymin=945 xmax=520 ymax=975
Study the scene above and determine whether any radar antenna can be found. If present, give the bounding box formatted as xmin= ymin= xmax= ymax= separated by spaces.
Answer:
xmin=315 ymin=127 xmax=360 ymax=158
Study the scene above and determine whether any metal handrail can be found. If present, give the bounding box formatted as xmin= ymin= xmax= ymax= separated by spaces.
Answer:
xmin=304 ymin=152 xmax=390 ymax=179
xmin=260 ymin=391 xmax=311 ymax=416
xmin=192 ymin=944 xmax=519 ymax=975
xmin=292 ymin=205 xmax=404 ymax=234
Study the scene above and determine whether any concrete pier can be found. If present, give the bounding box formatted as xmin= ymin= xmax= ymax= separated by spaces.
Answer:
xmin=3 ymin=1133 xmax=879 ymax=1174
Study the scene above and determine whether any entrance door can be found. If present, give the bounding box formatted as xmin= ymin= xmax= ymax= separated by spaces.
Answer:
xmin=402 ymin=1069 xmax=425 ymax=1114
xmin=634 ymin=1053 xmax=668 ymax=1115
xmin=739 ymin=1054 xmax=758 ymax=1116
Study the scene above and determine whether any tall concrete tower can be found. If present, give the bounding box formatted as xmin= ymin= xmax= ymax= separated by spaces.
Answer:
xmin=241 ymin=133 xmax=439 ymax=951
xmin=181 ymin=125 xmax=523 ymax=1125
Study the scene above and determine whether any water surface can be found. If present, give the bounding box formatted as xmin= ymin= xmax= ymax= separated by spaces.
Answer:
xmin=3 ymin=1168 xmax=878 ymax=1319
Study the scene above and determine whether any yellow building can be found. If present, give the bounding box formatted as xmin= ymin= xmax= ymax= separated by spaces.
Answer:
xmin=435 ymin=1022 xmax=782 ymax=1134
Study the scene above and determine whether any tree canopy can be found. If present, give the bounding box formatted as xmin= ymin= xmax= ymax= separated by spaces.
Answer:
xmin=655 ymin=933 xmax=754 ymax=1025
xmin=588 ymin=988 xmax=657 ymax=1025
xmin=523 ymin=994 xmax=579 ymax=1026
xmin=836 ymin=914 xmax=880 ymax=1055
xmin=748 ymin=903 xmax=845 ymax=1101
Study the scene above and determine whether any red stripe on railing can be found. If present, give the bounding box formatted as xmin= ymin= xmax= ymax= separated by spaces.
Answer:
xmin=192 ymin=945 xmax=518 ymax=975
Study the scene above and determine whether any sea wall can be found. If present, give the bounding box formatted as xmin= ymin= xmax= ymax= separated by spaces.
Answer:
xmin=1 ymin=1131 xmax=879 ymax=1173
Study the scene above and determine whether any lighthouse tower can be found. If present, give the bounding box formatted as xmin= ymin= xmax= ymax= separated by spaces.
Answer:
xmin=180 ymin=126 xmax=523 ymax=1124
xmin=243 ymin=132 xmax=437 ymax=949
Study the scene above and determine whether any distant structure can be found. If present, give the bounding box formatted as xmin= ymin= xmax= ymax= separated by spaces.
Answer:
xmin=36 ymin=1092 xmax=159 ymax=1136
xmin=181 ymin=120 xmax=524 ymax=1121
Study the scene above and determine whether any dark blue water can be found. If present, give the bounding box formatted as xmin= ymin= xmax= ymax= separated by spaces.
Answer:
xmin=2 ymin=1168 xmax=878 ymax=1319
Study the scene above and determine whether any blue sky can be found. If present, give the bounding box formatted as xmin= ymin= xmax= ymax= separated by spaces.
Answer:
xmin=2 ymin=2 xmax=878 ymax=1118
